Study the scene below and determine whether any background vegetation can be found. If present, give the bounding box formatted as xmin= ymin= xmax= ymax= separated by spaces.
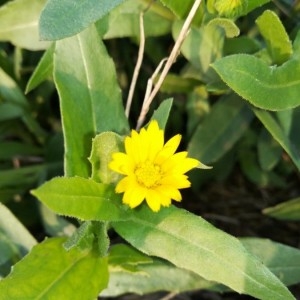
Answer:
xmin=0 ymin=0 xmax=300 ymax=299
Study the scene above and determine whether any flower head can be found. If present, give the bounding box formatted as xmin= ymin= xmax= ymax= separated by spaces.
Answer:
xmin=214 ymin=0 xmax=246 ymax=18
xmin=109 ymin=120 xmax=202 ymax=212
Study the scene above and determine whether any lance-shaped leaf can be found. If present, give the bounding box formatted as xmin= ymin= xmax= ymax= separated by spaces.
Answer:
xmin=253 ymin=108 xmax=300 ymax=171
xmin=113 ymin=205 xmax=295 ymax=300
xmin=54 ymin=24 xmax=128 ymax=177
xmin=0 ymin=203 xmax=37 ymax=254
xmin=39 ymin=0 xmax=126 ymax=40
xmin=102 ymin=247 xmax=217 ymax=297
xmin=0 ymin=68 xmax=47 ymax=143
xmin=242 ymin=238 xmax=300 ymax=287
xmin=0 ymin=0 xmax=49 ymax=50
xmin=31 ymin=177 xmax=128 ymax=222
xmin=263 ymin=197 xmax=300 ymax=221
xmin=188 ymin=94 xmax=253 ymax=164
xmin=26 ymin=43 xmax=54 ymax=93
xmin=0 ymin=237 xmax=108 ymax=299
xmin=0 ymin=204 xmax=37 ymax=277
xmin=150 ymin=98 xmax=173 ymax=130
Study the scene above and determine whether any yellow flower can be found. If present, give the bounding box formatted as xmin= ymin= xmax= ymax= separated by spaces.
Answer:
xmin=109 ymin=120 xmax=202 ymax=212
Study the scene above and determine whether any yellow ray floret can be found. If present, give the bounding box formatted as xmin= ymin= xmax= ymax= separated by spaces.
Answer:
xmin=109 ymin=120 xmax=206 ymax=212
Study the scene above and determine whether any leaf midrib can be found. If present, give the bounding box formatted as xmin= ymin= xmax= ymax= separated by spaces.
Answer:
xmin=35 ymin=251 xmax=89 ymax=299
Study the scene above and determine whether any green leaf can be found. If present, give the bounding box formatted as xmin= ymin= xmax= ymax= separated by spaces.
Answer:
xmin=0 ymin=204 xmax=37 ymax=276
xmin=224 ymin=36 xmax=261 ymax=55
xmin=39 ymin=0 xmax=126 ymax=40
xmin=253 ymin=108 xmax=300 ymax=171
xmin=0 ymin=203 xmax=37 ymax=275
xmin=258 ymin=129 xmax=282 ymax=171
xmin=0 ymin=0 xmax=49 ymax=50
xmin=150 ymin=98 xmax=173 ymax=130
xmin=263 ymin=197 xmax=300 ymax=221
xmin=38 ymin=203 xmax=76 ymax=237
xmin=31 ymin=177 xmax=127 ymax=222
xmin=0 ymin=142 xmax=42 ymax=160
xmin=0 ymin=232 xmax=19 ymax=277
xmin=276 ymin=109 xmax=293 ymax=136
xmin=113 ymin=205 xmax=295 ymax=300
xmin=100 ymin=0 xmax=173 ymax=39
xmin=54 ymin=24 xmax=128 ymax=177
xmin=0 ymin=103 xmax=23 ymax=121
xmin=214 ymin=0 xmax=248 ymax=18
xmin=160 ymin=0 xmax=203 ymax=23
xmin=25 ymin=43 xmax=54 ymax=93
xmin=0 ymin=164 xmax=56 ymax=189
xmin=213 ymin=0 xmax=271 ymax=18
xmin=158 ymin=74 xmax=199 ymax=93
xmin=0 ymin=237 xmax=109 ymax=300
xmin=289 ymin=107 xmax=300 ymax=152
xmin=108 ymin=244 xmax=153 ymax=269
xmin=244 ymin=0 xmax=271 ymax=15
xmin=188 ymin=94 xmax=253 ymax=164
xmin=186 ymin=86 xmax=209 ymax=137
xmin=0 ymin=68 xmax=47 ymax=143
xmin=172 ymin=21 xmax=224 ymax=81
xmin=242 ymin=238 xmax=300 ymax=287
xmin=207 ymin=18 xmax=240 ymax=38
xmin=0 ymin=203 xmax=37 ymax=253
xmin=89 ymin=132 xmax=124 ymax=184
xmin=103 ymin=236 xmax=300 ymax=296
xmin=256 ymin=10 xmax=292 ymax=65
xmin=102 ymin=245 xmax=217 ymax=297
xmin=238 ymin=148 xmax=285 ymax=188
xmin=212 ymin=33 xmax=300 ymax=110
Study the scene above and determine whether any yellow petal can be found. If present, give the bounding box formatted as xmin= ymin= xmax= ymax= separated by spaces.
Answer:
xmin=155 ymin=185 xmax=182 ymax=201
xmin=148 ymin=130 xmax=164 ymax=160
xmin=161 ymin=152 xmax=187 ymax=173
xmin=177 ymin=157 xmax=200 ymax=173
xmin=109 ymin=152 xmax=134 ymax=175
xmin=115 ymin=176 xmax=131 ymax=193
xmin=145 ymin=189 xmax=162 ymax=212
xmin=123 ymin=184 xmax=146 ymax=208
xmin=160 ymin=174 xmax=191 ymax=189
xmin=155 ymin=134 xmax=181 ymax=164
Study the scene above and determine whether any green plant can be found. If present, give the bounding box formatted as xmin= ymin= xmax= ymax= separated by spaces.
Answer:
xmin=0 ymin=0 xmax=300 ymax=299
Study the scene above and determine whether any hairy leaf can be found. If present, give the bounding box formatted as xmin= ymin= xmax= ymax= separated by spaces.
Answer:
xmin=0 ymin=237 xmax=108 ymax=300
xmin=212 ymin=33 xmax=300 ymax=110
xmin=39 ymin=0 xmax=126 ymax=40
xmin=113 ymin=205 xmax=295 ymax=300
xmin=31 ymin=177 xmax=128 ymax=222
xmin=89 ymin=132 xmax=124 ymax=184
xmin=54 ymin=24 xmax=128 ymax=177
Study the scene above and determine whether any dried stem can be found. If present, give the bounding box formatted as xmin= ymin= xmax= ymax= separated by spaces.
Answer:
xmin=125 ymin=11 xmax=145 ymax=118
xmin=136 ymin=0 xmax=202 ymax=129
xmin=136 ymin=57 xmax=168 ymax=129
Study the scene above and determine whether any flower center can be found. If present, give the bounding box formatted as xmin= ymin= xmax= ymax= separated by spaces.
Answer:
xmin=135 ymin=161 xmax=162 ymax=188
